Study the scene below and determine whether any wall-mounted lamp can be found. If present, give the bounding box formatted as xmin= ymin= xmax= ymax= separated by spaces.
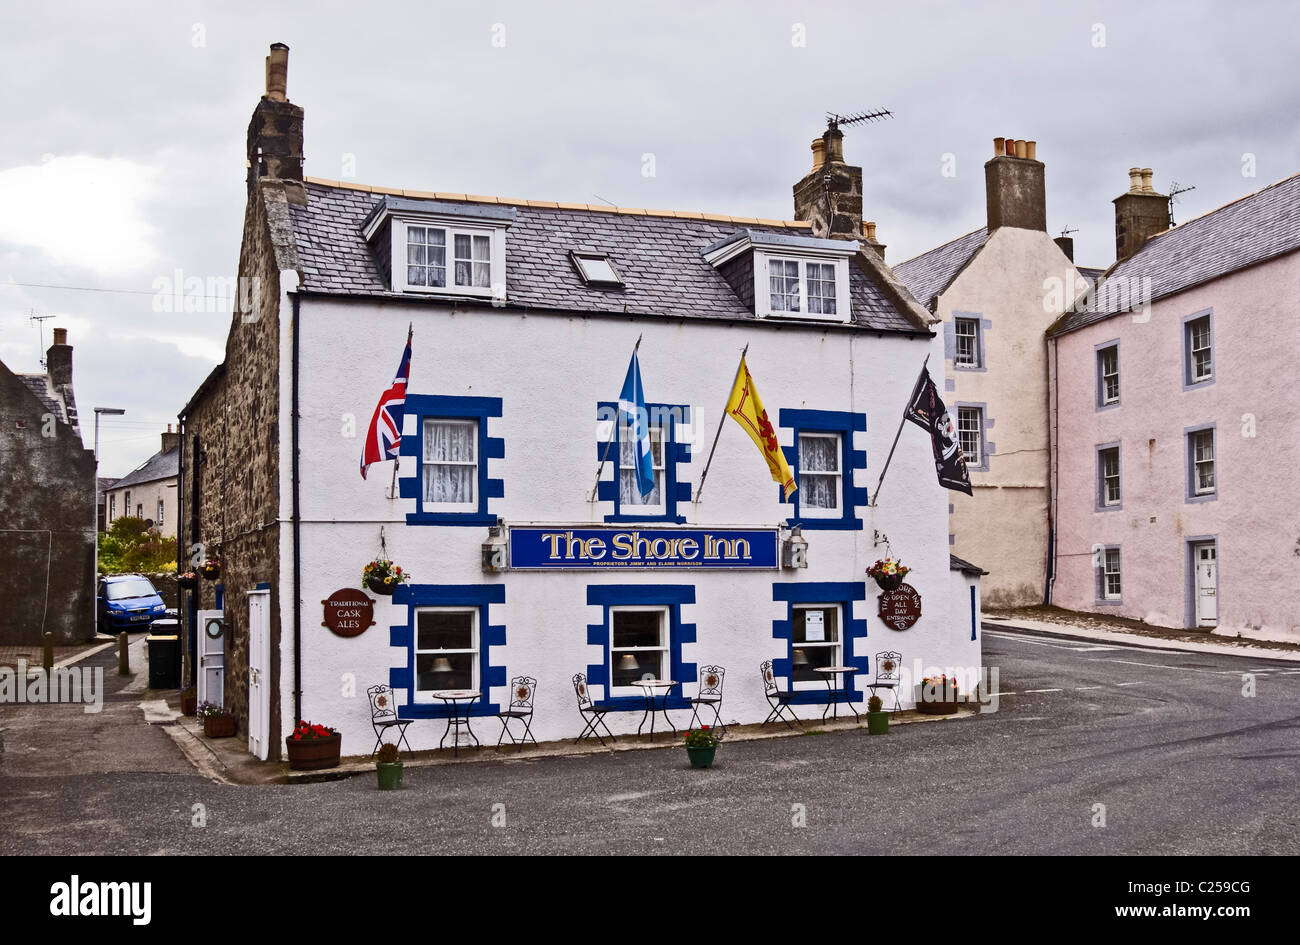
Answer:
xmin=481 ymin=520 xmax=507 ymax=573
xmin=782 ymin=525 xmax=808 ymax=569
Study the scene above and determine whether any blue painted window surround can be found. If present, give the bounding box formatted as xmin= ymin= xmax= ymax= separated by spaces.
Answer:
xmin=399 ymin=394 xmax=503 ymax=526
xmin=595 ymin=402 xmax=691 ymax=523
xmin=584 ymin=584 xmax=696 ymax=710
xmin=778 ymin=408 xmax=868 ymax=530
xmin=389 ymin=583 xmax=506 ymax=718
xmin=771 ymin=582 xmax=868 ymax=705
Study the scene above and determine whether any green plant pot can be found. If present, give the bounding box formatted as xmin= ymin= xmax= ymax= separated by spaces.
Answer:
xmin=376 ymin=762 xmax=404 ymax=790
xmin=686 ymin=746 xmax=716 ymax=769
xmin=866 ymin=711 xmax=889 ymax=735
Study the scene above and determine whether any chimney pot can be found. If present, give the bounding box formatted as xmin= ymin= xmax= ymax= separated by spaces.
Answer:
xmin=811 ymin=138 xmax=825 ymax=171
xmin=1140 ymin=168 xmax=1154 ymax=193
xmin=1005 ymin=138 xmax=1016 ymax=156
xmin=1025 ymin=140 xmax=1037 ymax=161
xmin=1014 ymin=139 xmax=1027 ymax=159
xmin=993 ymin=137 xmax=1005 ymax=157
xmin=266 ymin=43 xmax=289 ymax=102
xmin=864 ymin=221 xmax=877 ymax=240
xmin=1128 ymin=167 xmax=1142 ymax=193
xmin=823 ymin=126 xmax=844 ymax=164
xmin=52 ymin=327 xmax=67 ymax=346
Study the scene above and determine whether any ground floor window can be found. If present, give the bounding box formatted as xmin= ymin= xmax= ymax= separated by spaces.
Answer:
xmin=609 ymin=606 xmax=669 ymax=695
xmin=1098 ymin=547 xmax=1122 ymax=602
xmin=791 ymin=603 xmax=842 ymax=688
xmin=414 ymin=607 xmax=478 ymax=697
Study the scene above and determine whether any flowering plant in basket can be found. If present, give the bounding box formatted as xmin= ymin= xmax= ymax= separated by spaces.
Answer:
xmin=683 ymin=725 xmax=720 ymax=749
xmin=289 ymin=720 xmax=337 ymax=740
xmin=362 ymin=559 xmax=409 ymax=594
xmin=867 ymin=558 xmax=909 ymax=589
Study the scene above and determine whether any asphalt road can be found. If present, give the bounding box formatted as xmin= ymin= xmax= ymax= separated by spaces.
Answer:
xmin=2 ymin=628 xmax=1297 ymax=855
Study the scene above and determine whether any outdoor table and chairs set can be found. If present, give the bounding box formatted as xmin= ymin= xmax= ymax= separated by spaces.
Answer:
xmin=367 ymin=650 xmax=904 ymax=756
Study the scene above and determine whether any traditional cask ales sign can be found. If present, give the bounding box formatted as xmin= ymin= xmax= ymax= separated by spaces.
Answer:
xmin=321 ymin=588 xmax=376 ymax=637
xmin=878 ymin=583 xmax=922 ymax=630
xmin=509 ymin=527 xmax=778 ymax=569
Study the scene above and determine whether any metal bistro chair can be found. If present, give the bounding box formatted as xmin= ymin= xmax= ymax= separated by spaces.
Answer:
xmin=867 ymin=651 xmax=903 ymax=716
xmin=367 ymin=684 xmax=415 ymax=756
xmin=496 ymin=675 xmax=538 ymax=749
xmin=760 ymin=660 xmax=802 ymax=729
xmin=688 ymin=664 xmax=726 ymax=737
xmin=572 ymin=673 xmax=617 ymax=746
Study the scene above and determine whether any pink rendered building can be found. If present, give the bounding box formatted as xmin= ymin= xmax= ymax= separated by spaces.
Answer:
xmin=1047 ymin=169 xmax=1300 ymax=640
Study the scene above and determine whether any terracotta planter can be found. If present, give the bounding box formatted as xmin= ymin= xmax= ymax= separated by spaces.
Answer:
xmin=287 ymin=733 xmax=342 ymax=771
xmin=365 ymin=576 xmax=397 ymax=596
xmin=203 ymin=714 xmax=237 ymax=738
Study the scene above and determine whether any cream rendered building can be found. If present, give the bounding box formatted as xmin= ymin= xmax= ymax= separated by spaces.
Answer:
xmin=896 ymin=138 xmax=1090 ymax=606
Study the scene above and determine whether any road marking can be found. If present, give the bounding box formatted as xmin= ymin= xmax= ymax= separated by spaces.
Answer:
xmin=1022 ymin=688 xmax=1064 ymax=693
xmin=1114 ymin=681 xmax=1146 ymax=686
xmin=1085 ymin=657 xmax=1243 ymax=676
xmin=1074 ymin=686 xmax=1102 ymax=690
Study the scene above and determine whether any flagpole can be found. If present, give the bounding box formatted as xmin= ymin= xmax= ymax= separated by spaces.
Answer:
xmin=694 ymin=343 xmax=748 ymax=505
xmin=870 ymin=354 xmax=928 ymax=507
xmin=588 ymin=334 xmax=642 ymax=503
xmin=386 ymin=323 xmax=412 ymax=500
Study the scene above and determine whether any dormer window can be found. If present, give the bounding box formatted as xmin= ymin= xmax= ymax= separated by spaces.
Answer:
xmin=573 ymin=252 xmax=623 ymax=287
xmin=702 ymin=229 xmax=854 ymax=323
xmin=362 ymin=196 xmax=515 ymax=299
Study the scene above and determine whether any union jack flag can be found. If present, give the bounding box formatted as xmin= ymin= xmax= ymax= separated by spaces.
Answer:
xmin=360 ymin=325 xmax=412 ymax=480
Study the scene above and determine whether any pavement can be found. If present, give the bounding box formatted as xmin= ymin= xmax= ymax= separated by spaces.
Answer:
xmin=2 ymin=621 xmax=1297 ymax=855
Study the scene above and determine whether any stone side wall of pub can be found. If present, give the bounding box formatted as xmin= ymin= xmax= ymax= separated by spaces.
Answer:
xmin=181 ymin=179 xmax=301 ymax=757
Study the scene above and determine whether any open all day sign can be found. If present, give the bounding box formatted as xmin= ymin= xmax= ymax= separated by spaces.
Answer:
xmin=509 ymin=527 xmax=778 ymax=569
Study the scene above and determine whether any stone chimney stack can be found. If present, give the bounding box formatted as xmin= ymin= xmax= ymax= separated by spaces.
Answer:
xmin=1054 ymin=236 xmax=1074 ymax=261
xmin=1113 ymin=166 xmax=1168 ymax=262
xmin=985 ymin=136 xmax=1047 ymax=232
xmin=46 ymin=327 xmax=72 ymax=392
xmin=161 ymin=424 xmax=182 ymax=455
xmin=793 ymin=124 xmax=864 ymax=241
xmin=246 ymin=42 xmax=304 ymax=192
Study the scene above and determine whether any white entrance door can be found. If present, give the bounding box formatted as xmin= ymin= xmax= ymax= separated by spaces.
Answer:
xmin=197 ymin=610 xmax=226 ymax=708
xmin=247 ymin=590 xmax=271 ymax=760
xmin=1194 ymin=543 xmax=1218 ymax=627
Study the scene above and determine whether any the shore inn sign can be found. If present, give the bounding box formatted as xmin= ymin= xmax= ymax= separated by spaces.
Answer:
xmin=177 ymin=45 xmax=984 ymax=760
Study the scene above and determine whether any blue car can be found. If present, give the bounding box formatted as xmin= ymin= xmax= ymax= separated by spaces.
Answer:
xmin=97 ymin=574 xmax=168 ymax=632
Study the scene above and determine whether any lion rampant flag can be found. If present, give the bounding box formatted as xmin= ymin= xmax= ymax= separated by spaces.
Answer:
xmin=725 ymin=357 xmax=797 ymax=499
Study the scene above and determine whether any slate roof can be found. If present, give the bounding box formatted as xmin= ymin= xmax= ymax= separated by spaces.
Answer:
xmin=1051 ymin=171 xmax=1300 ymax=335
xmin=16 ymin=373 xmax=64 ymax=421
xmin=288 ymin=180 xmax=924 ymax=332
xmin=112 ymin=447 xmax=179 ymax=490
xmin=893 ymin=227 xmax=989 ymax=308
xmin=949 ymin=553 xmax=988 ymax=576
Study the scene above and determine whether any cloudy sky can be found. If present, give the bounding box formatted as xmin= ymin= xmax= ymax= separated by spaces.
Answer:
xmin=2 ymin=0 xmax=1297 ymax=476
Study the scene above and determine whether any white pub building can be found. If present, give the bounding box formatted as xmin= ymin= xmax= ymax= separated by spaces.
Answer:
xmin=178 ymin=45 xmax=984 ymax=761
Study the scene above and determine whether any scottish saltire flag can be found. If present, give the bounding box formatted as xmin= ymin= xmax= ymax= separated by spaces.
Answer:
xmin=360 ymin=325 xmax=412 ymax=480
xmin=618 ymin=350 xmax=655 ymax=497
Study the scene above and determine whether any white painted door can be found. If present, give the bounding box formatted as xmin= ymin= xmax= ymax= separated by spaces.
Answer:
xmin=197 ymin=610 xmax=225 ymax=708
xmin=247 ymin=590 xmax=270 ymax=760
xmin=1194 ymin=544 xmax=1218 ymax=626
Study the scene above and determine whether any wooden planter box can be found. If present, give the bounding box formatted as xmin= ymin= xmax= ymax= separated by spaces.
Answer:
xmin=203 ymin=715 xmax=237 ymax=737
xmin=914 ymin=685 xmax=961 ymax=715
xmin=286 ymin=733 xmax=342 ymax=771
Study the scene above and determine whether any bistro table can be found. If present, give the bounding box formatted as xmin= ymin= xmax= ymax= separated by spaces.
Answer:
xmin=630 ymin=679 xmax=678 ymax=740
xmin=429 ymin=689 xmax=480 ymax=756
xmin=812 ymin=666 xmax=861 ymax=722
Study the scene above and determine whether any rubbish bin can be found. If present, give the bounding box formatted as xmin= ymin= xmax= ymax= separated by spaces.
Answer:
xmin=147 ymin=629 xmax=181 ymax=690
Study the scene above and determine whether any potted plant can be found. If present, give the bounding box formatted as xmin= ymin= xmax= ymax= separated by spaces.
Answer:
xmin=375 ymin=742 xmax=403 ymax=790
xmin=362 ymin=558 xmax=409 ymax=596
xmin=199 ymin=558 xmax=222 ymax=581
xmin=286 ymin=720 xmax=342 ymax=770
xmin=915 ymin=675 xmax=961 ymax=715
xmin=177 ymin=571 xmax=198 ymax=590
xmin=682 ymin=726 xmax=720 ymax=769
xmin=867 ymin=557 xmax=909 ymax=591
xmin=866 ymin=695 xmax=889 ymax=735
xmin=180 ymin=685 xmax=197 ymax=716
xmin=198 ymin=701 xmax=236 ymax=737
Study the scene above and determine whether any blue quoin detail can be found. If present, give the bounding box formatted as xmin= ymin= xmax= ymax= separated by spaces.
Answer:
xmin=778 ymin=408 xmax=868 ymax=530
xmin=595 ymin=402 xmax=691 ymax=523
xmin=585 ymin=584 xmax=697 ymax=710
xmin=214 ymin=584 xmax=224 ymax=611
xmin=388 ymin=583 xmax=506 ymax=718
xmin=970 ymin=584 xmax=977 ymax=641
xmin=253 ymin=582 xmax=270 ymax=591
xmin=771 ymin=582 xmax=868 ymax=705
xmin=399 ymin=395 xmax=503 ymax=526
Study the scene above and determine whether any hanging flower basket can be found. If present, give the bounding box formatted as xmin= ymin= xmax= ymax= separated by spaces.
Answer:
xmin=362 ymin=558 xmax=409 ymax=597
xmin=177 ymin=572 xmax=198 ymax=590
xmin=867 ymin=558 xmax=909 ymax=591
xmin=199 ymin=560 xmax=222 ymax=581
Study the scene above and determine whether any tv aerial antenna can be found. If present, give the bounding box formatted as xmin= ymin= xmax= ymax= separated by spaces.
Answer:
xmin=28 ymin=310 xmax=54 ymax=368
xmin=825 ymin=108 xmax=894 ymax=131
xmin=1168 ymin=180 xmax=1196 ymax=226
xmin=1058 ymin=225 xmax=1079 ymax=239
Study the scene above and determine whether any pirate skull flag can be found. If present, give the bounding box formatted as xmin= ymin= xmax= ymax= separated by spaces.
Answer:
xmin=904 ymin=367 xmax=972 ymax=495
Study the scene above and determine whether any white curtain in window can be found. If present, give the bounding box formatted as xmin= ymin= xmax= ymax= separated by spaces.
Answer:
xmin=423 ymin=421 xmax=475 ymax=504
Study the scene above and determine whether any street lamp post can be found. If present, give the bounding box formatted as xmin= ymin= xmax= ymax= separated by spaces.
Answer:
xmin=93 ymin=407 xmax=125 ymax=638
